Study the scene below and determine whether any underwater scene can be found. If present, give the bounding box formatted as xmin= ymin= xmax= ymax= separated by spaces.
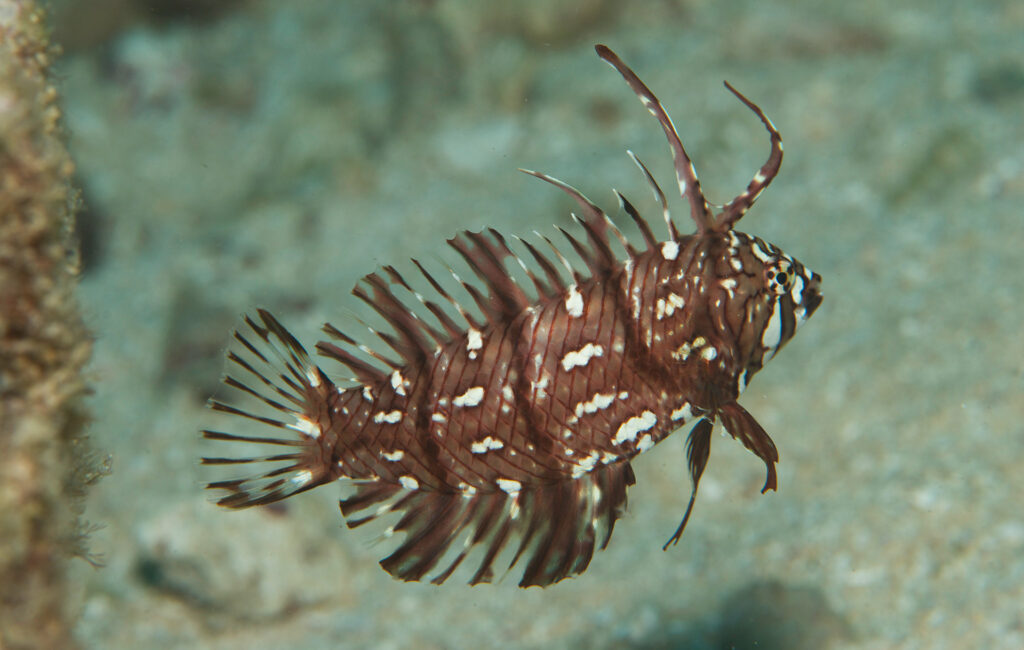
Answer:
xmin=4 ymin=0 xmax=1021 ymax=647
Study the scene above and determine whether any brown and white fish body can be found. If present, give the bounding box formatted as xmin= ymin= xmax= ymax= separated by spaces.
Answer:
xmin=203 ymin=44 xmax=822 ymax=587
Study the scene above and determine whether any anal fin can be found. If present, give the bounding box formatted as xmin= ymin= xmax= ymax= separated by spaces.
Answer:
xmin=339 ymin=462 xmax=636 ymax=588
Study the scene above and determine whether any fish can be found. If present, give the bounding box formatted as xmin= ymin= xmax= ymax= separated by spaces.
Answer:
xmin=202 ymin=44 xmax=823 ymax=588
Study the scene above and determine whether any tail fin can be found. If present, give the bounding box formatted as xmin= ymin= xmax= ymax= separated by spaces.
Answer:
xmin=202 ymin=309 xmax=334 ymax=508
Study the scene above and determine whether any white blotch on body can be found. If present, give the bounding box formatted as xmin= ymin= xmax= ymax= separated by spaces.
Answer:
xmin=636 ymin=434 xmax=654 ymax=452
xmin=666 ymin=293 xmax=684 ymax=315
xmin=701 ymin=346 xmax=718 ymax=361
xmin=565 ymin=285 xmax=584 ymax=317
xmin=720 ymin=278 xmax=737 ymax=298
xmin=762 ymin=301 xmax=783 ymax=350
xmin=390 ymin=370 xmax=407 ymax=396
xmin=671 ymin=403 xmax=694 ymax=421
xmin=373 ymin=410 xmax=403 ymax=424
xmin=362 ymin=386 xmax=373 ymax=401
xmin=399 ymin=475 xmax=419 ymax=490
xmin=496 ymin=478 xmax=521 ymax=496
xmin=571 ymin=451 xmax=600 ymax=478
xmin=790 ymin=274 xmax=805 ymax=305
xmin=658 ymin=295 xmax=685 ymax=321
xmin=530 ymin=374 xmax=550 ymax=400
xmin=382 ymin=449 xmax=405 ymax=462
xmin=752 ymin=242 xmax=774 ymax=263
xmin=431 ymin=412 xmax=447 ymax=423
xmin=467 ymin=328 xmax=483 ymax=360
xmin=661 ymin=240 xmax=679 ymax=260
xmin=561 ymin=342 xmax=605 ymax=372
xmin=471 ymin=436 xmax=504 ymax=454
xmin=673 ymin=342 xmax=692 ymax=361
xmin=574 ymin=392 xmax=616 ymax=419
xmin=453 ymin=386 xmax=485 ymax=408
xmin=613 ymin=410 xmax=657 ymax=445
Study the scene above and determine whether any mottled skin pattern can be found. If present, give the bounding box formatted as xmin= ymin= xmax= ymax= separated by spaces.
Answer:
xmin=203 ymin=45 xmax=822 ymax=587
xmin=324 ymin=231 xmax=816 ymax=482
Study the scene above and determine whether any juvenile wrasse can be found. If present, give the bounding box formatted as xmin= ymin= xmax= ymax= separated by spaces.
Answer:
xmin=202 ymin=44 xmax=823 ymax=588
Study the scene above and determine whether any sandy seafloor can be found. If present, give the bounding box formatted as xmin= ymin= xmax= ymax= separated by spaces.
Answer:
xmin=53 ymin=0 xmax=1023 ymax=648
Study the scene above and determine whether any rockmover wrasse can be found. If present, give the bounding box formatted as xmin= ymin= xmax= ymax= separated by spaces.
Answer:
xmin=202 ymin=44 xmax=822 ymax=588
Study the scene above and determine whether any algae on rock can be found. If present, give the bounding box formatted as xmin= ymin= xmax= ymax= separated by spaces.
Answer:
xmin=1 ymin=1 xmax=105 ymax=648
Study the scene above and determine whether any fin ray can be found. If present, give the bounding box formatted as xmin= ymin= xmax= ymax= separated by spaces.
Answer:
xmin=203 ymin=311 xmax=333 ymax=508
xmin=339 ymin=461 xmax=636 ymax=587
xmin=596 ymin=44 xmax=714 ymax=233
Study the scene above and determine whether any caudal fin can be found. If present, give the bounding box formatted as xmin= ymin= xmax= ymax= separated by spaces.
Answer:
xmin=201 ymin=309 xmax=333 ymax=508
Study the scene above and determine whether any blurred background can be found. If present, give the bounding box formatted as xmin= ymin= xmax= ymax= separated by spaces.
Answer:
xmin=43 ymin=0 xmax=1024 ymax=647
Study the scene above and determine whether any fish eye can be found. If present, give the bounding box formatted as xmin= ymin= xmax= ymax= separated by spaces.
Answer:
xmin=765 ymin=261 xmax=792 ymax=295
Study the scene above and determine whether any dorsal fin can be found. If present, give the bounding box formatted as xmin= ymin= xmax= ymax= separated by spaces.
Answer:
xmin=595 ymin=44 xmax=714 ymax=235
xmin=571 ymin=212 xmax=619 ymax=272
xmin=519 ymin=169 xmax=618 ymax=276
xmin=715 ymin=81 xmax=784 ymax=231
xmin=495 ymin=228 xmax=555 ymax=299
xmin=315 ymin=323 xmax=389 ymax=384
xmin=351 ymin=318 xmax=403 ymax=370
xmin=602 ymin=211 xmax=637 ymax=257
xmin=352 ymin=271 xmax=436 ymax=363
xmin=382 ymin=265 xmax=448 ymax=347
xmin=447 ymin=266 xmax=499 ymax=326
xmin=515 ymin=235 xmax=567 ymax=294
xmin=539 ymin=232 xmax=583 ymax=285
xmin=627 ymin=151 xmax=678 ymax=242
xmin=447 ymin=230 xmax=532 ymax=320
xmin=412 ymin=259 xmax=484 ymax=332
xmin=614 ymin=190 xmax=657 ymax=250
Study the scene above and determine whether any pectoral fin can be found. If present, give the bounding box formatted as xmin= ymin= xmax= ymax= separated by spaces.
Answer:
xmin=718 ymin=401 xmax=779 ymax=494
